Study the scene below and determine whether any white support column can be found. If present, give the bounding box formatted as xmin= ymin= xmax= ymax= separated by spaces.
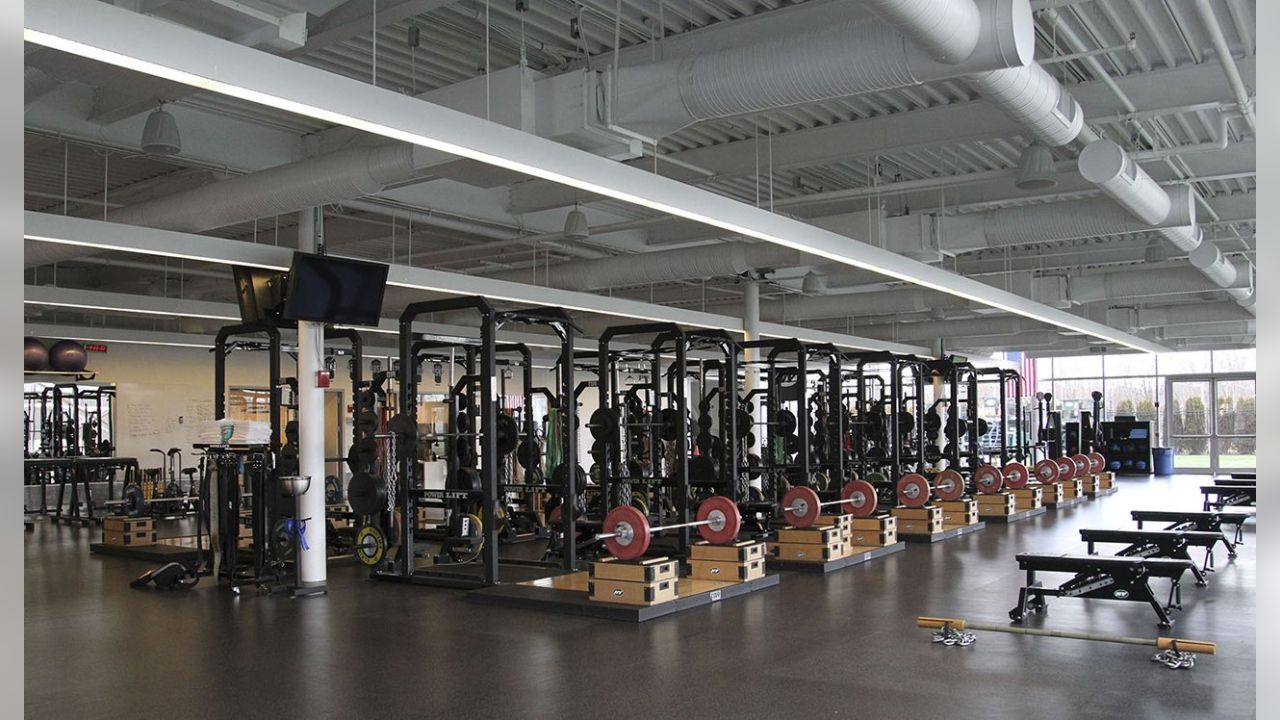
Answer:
xmin=296 ymin=207 xmax=327 ymax=592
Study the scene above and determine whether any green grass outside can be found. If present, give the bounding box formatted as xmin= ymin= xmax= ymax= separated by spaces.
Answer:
xmin=1173 ymin=454 xmax=1255 ymax=470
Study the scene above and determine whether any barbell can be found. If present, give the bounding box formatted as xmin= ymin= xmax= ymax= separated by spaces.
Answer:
xmin=1002 ymin=462 xmax=1030 ymax=490
xmin=597 ymin=495 xmax=740 ymax=561
xmin=781 ymin=479 xmax=879 ymax=527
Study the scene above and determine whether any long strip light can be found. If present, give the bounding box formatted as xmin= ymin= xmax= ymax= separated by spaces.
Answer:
xmin=24 ymin=1 xmax=1160 ymax=352
xmin=24 ymin=298 xmax=240 ymax=322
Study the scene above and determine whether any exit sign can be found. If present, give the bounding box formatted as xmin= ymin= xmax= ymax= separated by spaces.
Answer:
xmin=84 ymin=343 xmax=108 ymax=353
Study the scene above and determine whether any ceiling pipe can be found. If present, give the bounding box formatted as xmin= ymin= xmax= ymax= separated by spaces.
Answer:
xmin=1159 ymin=321 xmax=1255 ymax=340
xmin=1191 ymin=0 xmax=1257 ymax=133
xmin=1134 ymin=301 xmax=1253 ymax=329
xmin=1067 ymin=262 xmax=1253 ymax=303
xmin=761 ymin=287 xmax=969 ymax=323
xmin=863 ymin=0 xmax=982 ymax=64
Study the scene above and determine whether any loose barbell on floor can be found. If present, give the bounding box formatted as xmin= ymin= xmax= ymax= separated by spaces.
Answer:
xmin=597 ymin=495 xmax=741 ymax=561
xmin=781 ymin=480 xmax=879 ymax=527
xmin=916 ymin=617 xmax=1214 ymax=669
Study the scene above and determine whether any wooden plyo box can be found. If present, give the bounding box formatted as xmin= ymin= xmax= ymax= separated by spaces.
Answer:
xmin=1097 ymin=472 xmax=1115 ymax=489
xmin=588 ymin=576 xmax=678 ymax=606
xmin=1034 ymin=482 xmax=1063 ymax=505
xmin=1080 ymin=474 xmax=1100 ymax=494
xmin=769 ymin=540 xmax=845 ymax=563
xmin=848 ymin=514 xmax=898 ymax=546
xmin=689 ymin=557 xmax=765 ymax=582
xmin=1011 ymin=486 xmax=1043 ymax=511
xmin=1061 ymin=478 xmax=1083 ymax=499
xmin=103 ymin=530 xmax=156 ymax=546
xmin=892 ymin=505 xmax=944 ymax=535
xmin=690 ymin=540 xmax=765 ymax=563
xmin=777 ymin=526 xmax=841 ymax=545
xmin=938 ymin=498 xmax=978 ymax=527
xmin=590 ymin=556 xmax=679 ymax=584
xmin=818 ymin=514 xmax=854 ymax=532
xmin=977 ymin=492 xmax=1017 ymax=517
xmin=102 ymin=516 xmax=152 ymax=533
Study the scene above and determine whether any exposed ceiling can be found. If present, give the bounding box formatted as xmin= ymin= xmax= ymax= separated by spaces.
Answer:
xmin=24 ymin=0 xmax=1257 ymax=356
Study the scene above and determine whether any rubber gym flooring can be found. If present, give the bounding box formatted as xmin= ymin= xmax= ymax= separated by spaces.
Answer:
xmin=25 ymin=474 xmax=1255 ymax=720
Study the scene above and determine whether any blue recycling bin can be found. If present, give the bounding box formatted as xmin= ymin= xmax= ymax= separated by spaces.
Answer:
xmin=1152 ymin=447 xmax=1174 ymax=476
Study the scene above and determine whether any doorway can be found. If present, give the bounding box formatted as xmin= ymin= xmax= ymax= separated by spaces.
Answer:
xmin=1165 ymin=374 xmax=1256 ymax=474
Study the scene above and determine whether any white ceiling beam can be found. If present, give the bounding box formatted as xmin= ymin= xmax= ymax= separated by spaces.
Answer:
xmin=23 ymin=0 xmax=1164 ymax=353
xmin=24 ymin=212 xmax=928 ymax=355
xmin=290 ymin=0 xmax=456 ymax=57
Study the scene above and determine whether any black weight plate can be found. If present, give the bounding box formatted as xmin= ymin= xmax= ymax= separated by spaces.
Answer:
xmin=735 ymin=410 xmax=753 ymax=438
xmin=588 ymin=407 xmax=619 ymax=441
xmin=695 ymin=431 xmax=714 ymax=455
xmin=711 ymin=436 xmax=725 ymax=459
xmin=697 ymin=399 xmax=712 ymax=415
xmin=387 ymin=413 xmax=416 ymax=436
xmin=123 ymin=483 xmax=147 ymax=518
xmin=355 ymin=389 xmax=375 ymax=409
xmin=689 ymin=455 xmax=716 ymax=483
xmin=356 ymin=411 xmax=378 ymax=435
xmin=659 ymin=408 xmax=681 ymax=442
xmin=551 ymin=463 xmax=588 ymax=489
xmin=455 ymin=412 xmax=472 ymax=433
xmin=516 ymin=438 xmax=542 ymax=469
xmin=956 ymin=419 xmax=968 ymax=437
xmin=284 ymin=420 xmax=299 ymax=443
xmin=454 ymin=437 xmax=476 ymax=467
xmin=324 ymin=475 xmax=340 ymax=504
xmin=784 ymin=434 xmax=800 ymax=455
xmin=394 ymin=435 xmax=418 ymax=463
xmin=744 ymin=400 xmax=754 ymax=414
xmin=924 ymin=412 xmax=942 ymax=432
xmin=451 ymin=467 xmax=482 ymax=493
xmin=271 ymin=518 xmax=295 ymax=561
xmin=347 ymin=472 xmax=385 ymax=515
xmin=867 ymin=446 xmax=886 ymax=459
xmin=977 ymin=418 xmax=990 ymax=436
xmin=776 ymin=409 xmax=797 ymax=436
xmin=495 ymin=413 xmax=519 ymax=455
xmin=745 ymin=431 xmax=756 ymax=449
xmin=590 ymin=439 xmax=611 ymax=459
xmin=747 ymin=453 xmax=762 ymax=480
xmin=346 ymin=437 xmax=377 ymax=473
xmin=697 ymin=414 xmax=713 ymax=431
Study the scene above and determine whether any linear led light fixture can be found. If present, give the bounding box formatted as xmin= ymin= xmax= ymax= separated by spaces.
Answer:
xmin=21 ymin=0 xmax=1165 ymax=354
xmin=23 ymin=298 xmax=241 ymax=322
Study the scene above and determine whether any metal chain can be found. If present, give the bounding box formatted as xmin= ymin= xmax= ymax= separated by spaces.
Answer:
xmin=930 ymin=624 xmax=977 ymax=647
xmin=386 ymin=433 xmax=398 ymax=514
xmin=1151 ymin=648 xmax=1196 ymax=670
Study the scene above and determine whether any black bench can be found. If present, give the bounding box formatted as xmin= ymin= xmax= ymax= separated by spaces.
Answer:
xmin=1010 ymin=553 xmax=1197 ymax=628
xmin=1131 ymin=510 xmax=1251 ymax=548
xmin=1200 ymin=485 xmax=1256 ymax=511
xmin=1213 ymin=479 xmax=1257 ymax=487
xmin=1079 ymin=528 xmax=1233 ymax=584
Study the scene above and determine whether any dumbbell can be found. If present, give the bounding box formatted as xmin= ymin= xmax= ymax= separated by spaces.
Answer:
xmin=598 ymin=495 xmax=740 ymax=561
xmin=782 ymin=479 xmax=879 ymax=527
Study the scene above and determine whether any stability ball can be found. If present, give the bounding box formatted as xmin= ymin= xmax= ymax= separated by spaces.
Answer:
xmin=24 ymin=337 xmax=48 ymax=371
xmin=48 ymin=339 xmax=88 ymax=372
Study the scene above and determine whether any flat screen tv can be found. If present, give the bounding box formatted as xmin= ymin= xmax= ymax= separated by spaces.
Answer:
xmin=281 ymin=252 xmax=389 ymax=326
xmin=232 ymin=266 xmax=288 ymax=327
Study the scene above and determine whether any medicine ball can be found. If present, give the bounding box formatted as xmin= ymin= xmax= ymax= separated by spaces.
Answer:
xmin=24 ymin=337 xmax=48 ymax=372
xmin=48 ymin=340 xmax=88 ymax=372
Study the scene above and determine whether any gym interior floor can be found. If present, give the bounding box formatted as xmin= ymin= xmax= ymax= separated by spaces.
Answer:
xmin=25 ymin=474 xmax=1254 ymax=720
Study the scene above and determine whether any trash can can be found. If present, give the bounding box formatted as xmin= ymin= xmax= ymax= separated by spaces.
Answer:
xmin=1152 ymin=447 xmax=1174 ymax=476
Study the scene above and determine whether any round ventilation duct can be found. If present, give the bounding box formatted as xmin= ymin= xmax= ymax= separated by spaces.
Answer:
xmin=141 ymin=106 xmax=181 ymax=155
xmin=1015 ymin=144 xmax=1057 ymax=190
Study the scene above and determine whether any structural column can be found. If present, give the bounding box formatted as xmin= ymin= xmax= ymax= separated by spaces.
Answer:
xmin=295 ymin=207 xmax=327 ymax=592
xmin=742 ymin=280 xmax=762 ymax=489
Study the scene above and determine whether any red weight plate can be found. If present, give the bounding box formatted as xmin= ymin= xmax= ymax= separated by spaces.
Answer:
xmin=841 ymin=479 xmax=878 ymax=518
xmin=897 ymin=473 xmax=932 ymax=508
xmin=1002 ymin=462 xmax=1030 ymax=490
xmin=548 ymin=505 xmax=562 ymax=525
xmin=1087 ymin=452 xmax=1106 ymax=474
xmin=696 ymin=495 xmax=742 ymax=544
xmin=974 ymin=465 xmax=1005 ymax=494
xmin=1055 ymin=457 xmax=1075 ymax=481
xmin=1071 ymin=454 xmax=1091 ymax=476
xmin=933 ymin=469 xmax=965 ymax=501
xmin=782 ymin=486 xmax=821 ymax=528
xmin=602 ymin=505 xmax=651 ymax=561
xmin=1034 ymin=459 xmax=1060 ymax=483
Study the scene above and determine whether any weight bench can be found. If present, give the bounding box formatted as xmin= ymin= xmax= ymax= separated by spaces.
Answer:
xmin=1079 ymin=529 xmax=1232 ymax=584
xmin=1200 ymin=485 xmax=1256 ymax=511
xmin=1009 ymin=554 xmax=1197 ymax=628
xmin=1131 ymin=510 xmax=1251 ymax=549
xmin=1213 ymin=479 xmax=1256 ymax=487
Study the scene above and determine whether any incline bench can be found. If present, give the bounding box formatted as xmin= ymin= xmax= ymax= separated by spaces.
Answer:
xmin=1131 ymin=510 xmax=1251 ymax=548
xmin=1200 ymin=484 xmax=1256 ymax=511
xmin=1010 ymin=554 xmax=1197 ymax=628
xmin=1079 ymin=529 xmax=1233 ymax=584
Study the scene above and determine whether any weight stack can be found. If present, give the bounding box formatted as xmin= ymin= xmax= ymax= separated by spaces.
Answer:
xmin=589 ymin=557 xmax=680 ymax=605
xmin=689 ymin=541 xmax=766 ymax=582
xmin=849 ymin=514 xmax=897 ymax=549
xmin=770 ymin=525 xmax=845 ymax=562
xmin=1011 ymin=486 xmax=1043 ymax=512
xmin=938 ymin=499 xmax=978 ymax=528
xmin=893 ymin=505 xmax=944 ymax=536
xmin=976 ymin=492 xmax=1017 ymax=518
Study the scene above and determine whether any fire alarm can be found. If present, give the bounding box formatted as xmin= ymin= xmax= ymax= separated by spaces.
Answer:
xmin=315 ymin=370 xmax=331 ymax=388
